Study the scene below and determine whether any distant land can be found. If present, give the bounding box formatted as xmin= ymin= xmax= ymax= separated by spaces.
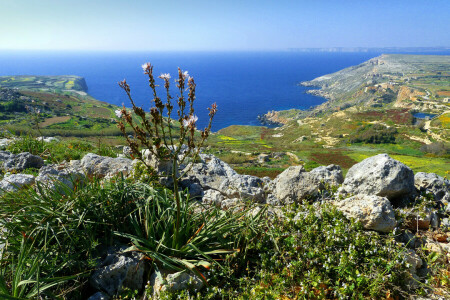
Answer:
xmin=215 ymin=54 xmax=449 ymax=177
xmin=0 ymin=76 xmax=120 ymax=134
xmin=288 ymin=47 xmax=450 ymax=53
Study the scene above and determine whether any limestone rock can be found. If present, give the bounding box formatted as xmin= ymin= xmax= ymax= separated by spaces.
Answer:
xmin=257 ymin=154 xmax=270 ymax=163
xmin=37 ymin=136 xmax=59 ymax=143
xmin=309 ymin=164 xmax=344 ymax=186
xmin=334 ymin=195 xmax=396 ymax=232
xmin=36 ymin=165 xmax=85 ymax=193
xmin=219 ymin=174 xmax=265 ymax=202
xmin=90 ymin=248 xmax=145 ymax=296
xmin=414 ymin=172 xmax=450 ymax=202
xmin=0 ymin=138 xmax=13 ymax=150
xmin=272 ymin=165 xmax=319 ymax=203
xmin=0 ymin=151 xmax=44 ymax=171
xmin=187 ymin=154 xmax=265 ymax=202
xmin=340 ymin=154 xmax=415 ymax=202
xmin=186 ymin=154 xmax=237 ymax=190
xmin=202 ymin=189 xmax=226 ymax=206
xmin=0 ymin=174 xmax=35 ymax=193
xmin=73 ymin=153 xmax=132 ymax=179
xmin=150 ymin=270 xmax=204 ymax=295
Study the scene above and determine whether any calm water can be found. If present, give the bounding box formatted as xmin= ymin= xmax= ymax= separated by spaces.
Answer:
xmin=1 ymin=51 xmax=449 ymax=130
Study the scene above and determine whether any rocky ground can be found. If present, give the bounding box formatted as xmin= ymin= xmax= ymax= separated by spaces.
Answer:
xmin=1 ymin=136 xmax=449 ymax=299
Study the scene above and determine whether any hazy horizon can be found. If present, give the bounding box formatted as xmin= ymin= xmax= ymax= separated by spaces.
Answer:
xmin=1 ymin=0 xmax=449 ymax=51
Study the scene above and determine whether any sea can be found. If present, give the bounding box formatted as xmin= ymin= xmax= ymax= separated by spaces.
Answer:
xmin=1 ymin=50 xmax=449 ymax=131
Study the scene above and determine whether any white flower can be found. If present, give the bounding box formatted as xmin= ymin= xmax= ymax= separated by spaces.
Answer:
xmin=141 ymin=62 xmax=151 ymax=71
xmin=115 ymin=109 xmax=123 ymax=118
xmin=182 ymin=115 xmax=198 ymax=128
xmin=182 ymin=70 xmax=189 ymax=79
xmin=159 ymin=73 xmax=171 ymax=80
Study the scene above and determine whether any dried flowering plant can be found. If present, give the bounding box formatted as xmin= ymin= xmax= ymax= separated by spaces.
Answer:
xmin=117 ymin=63 xmax=217 ymax=239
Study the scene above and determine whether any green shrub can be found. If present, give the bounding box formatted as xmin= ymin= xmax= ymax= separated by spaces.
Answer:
xmin=350 ymin=123 xmax=398 ymax=144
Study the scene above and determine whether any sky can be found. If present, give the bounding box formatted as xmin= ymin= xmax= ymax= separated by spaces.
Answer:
xmin=1 ymin=0 xmax=449 ymax=51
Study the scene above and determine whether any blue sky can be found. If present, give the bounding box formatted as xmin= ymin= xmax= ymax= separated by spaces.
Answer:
xmin=1 ymin=0 xmax=449 ymax=51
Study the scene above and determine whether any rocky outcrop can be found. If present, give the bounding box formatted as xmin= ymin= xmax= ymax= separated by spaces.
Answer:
xmin=36 ymin=165 xmax=85 ymax=193
xmin=71 ymin=153 xmax=133 ymax=179
xmin=90 ymin=247 xmax=145 ymax=297
xmin=186 ymin=154 xmax=265 ymax=203
xmin=340 ymin=154 xmax=415 ymax=202
xmin=149 ymin=270 xmax=204 ymax=296
xmin=272 ymin=165 xmax=319 ymax=203
xmin=0 ymin=174 xmax=35 ymax=193
xmin=334 ymin=195 xmax=397 ymax=233
xmin=414 ymin=172 xmax=450 ymax=202
xmin=270 ymin=164 xmax=343 ymax=204
xmin=0 ymin=151 xmax=44 ymax=171
xmin=309 ymin=164 xmax=344 ymax=186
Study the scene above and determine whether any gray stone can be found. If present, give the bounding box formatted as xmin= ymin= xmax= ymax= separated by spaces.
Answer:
xmin=37 ymin=136 xmax=59 ymax=143
xmin=340 ymin=154 xmax=415 ymax=202
xmin=219 ymin=174 xmax=265 ymax=202
xmin=150 ymin=270 xmax=204 ymax=296
xmin=0 ymin=174 xmax=35 ymax=193
xmin=0 ymin=138 xmax=13 ymax=150
xmin=187 ymin=154 xmax=265 ymax=202
xmin=122 ymin=146 xmax=132 ymax=157
xmin=36 ymin=165 xmax=85 ymax=193
xmin=272 ymin=165 xmax=319 ymax=203
xmin=202 ymin=189 xmax=226 ymax=206
xmin=334 ymin=195 xmax=396 ymax=232
xmin=73 ymin=153 xmax=133 ymax=179
xmin=257 ymin=154 xmax=270 ymax=163
xmin=186 ymin=154 xmax=237 ymax=190
xmin=0 ymin=151 xmax=44 ymax=171
xmin=90 ymin=249 xmax=145 ymax=296
xmin=309 ymin=164 xmax=344 ymax=186
xmin=414 ymin=172 xmax=450 ymax=202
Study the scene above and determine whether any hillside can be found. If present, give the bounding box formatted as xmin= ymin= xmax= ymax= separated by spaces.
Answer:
xmin=0 ymin=76 xmax=121 ymax=135
xmin=300 ymin=54 xmax=450 ymax=116
xmin=208 ymin=55 xmax=449 ymax=178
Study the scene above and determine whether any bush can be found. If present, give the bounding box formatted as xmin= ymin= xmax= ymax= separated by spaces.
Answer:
xmin=349 ymin=123 xmax=398 ymax=144
xmin=154 ymin=204 xmax=415 ymax=299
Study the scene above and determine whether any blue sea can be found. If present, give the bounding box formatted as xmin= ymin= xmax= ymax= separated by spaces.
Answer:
xmin=1 ymin=50 xmax=449 ymax=131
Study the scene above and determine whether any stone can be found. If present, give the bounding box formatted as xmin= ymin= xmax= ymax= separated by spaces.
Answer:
xmin=309 ymin=164 xmax=344 ymax=186
xmin=36 ymin=165 xmax=85 ymax=193
xmin=272 ymin=152 xmax=286 ymax=159
xmin=37 ymin=136 xmax=59 ymax=143
xmin=187 ymin=154 xmax=265 ymax=202
xmin=414 ymin=172 xmax=450 ymax=202
xmin=202 ymin=189 xmax=226 ymax=206
xmin=272 ymin=165 xmax=319 ymax=203
xmin=424 ymin=239 xmax=447 ymax=264
xmin=340 ymin=154 xmax=415 ymax=202
xmin=141 ymin=149 xmax=175 ymax=176
xmin=402 ymin=207 xmax=435 ymax=231
xmin=334 ymin=195 xmax=396 ymax=233
xmin=219 ymin=174 xmax=265 ymax=202
xmin=73 ymin=153 xmax=133 ymax=179
xmin=90 ymin=248 xmax=145 ymax=296
xmin=0 ymin=151 xmax=44 ymax=171
xmin=0 ymin=138 xmax=13 ymax=150
xmin=122 ymin=146 xmax=132 ymax=157
xmin=257 ymin=154 xmax=270 ymax=163
xmin=186 ymin=154 xmax=238 ymax=190
xmin=150 ymin=270 xmax=204 ymax=296
xmin=0 ymin=174 xmax=35 ymax=193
